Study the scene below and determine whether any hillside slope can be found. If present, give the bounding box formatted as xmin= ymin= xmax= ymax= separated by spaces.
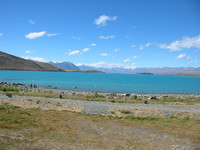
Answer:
xmin=0 ymin=51 xmax=63 ymax=72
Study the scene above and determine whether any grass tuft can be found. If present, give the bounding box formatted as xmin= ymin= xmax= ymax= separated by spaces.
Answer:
xmin=120 ymin=110 xmax=132 ymax=114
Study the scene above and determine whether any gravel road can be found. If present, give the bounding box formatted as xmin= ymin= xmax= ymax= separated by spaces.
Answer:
xmin=1 ymin=95 xmax=199 ymax=116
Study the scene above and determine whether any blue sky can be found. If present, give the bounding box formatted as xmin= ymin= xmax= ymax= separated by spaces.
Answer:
xmin=0 ymin=0 xmax=200 ymax=68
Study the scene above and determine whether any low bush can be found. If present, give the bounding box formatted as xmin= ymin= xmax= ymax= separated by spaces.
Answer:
xmin=0 ymin=86 xmax=19 ymax=92
xmin=120 ymin=110 xmax=132 ymax=114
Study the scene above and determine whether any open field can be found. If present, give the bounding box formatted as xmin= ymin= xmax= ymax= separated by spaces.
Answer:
xmin=0 ymin=103 xmax=200 ymax=150
xmin=0 ymin=83 xmax=200 ymax=149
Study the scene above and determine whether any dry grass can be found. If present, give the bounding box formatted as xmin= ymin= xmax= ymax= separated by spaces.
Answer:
xmin=0 ymin=103 xmax=200 ymax=149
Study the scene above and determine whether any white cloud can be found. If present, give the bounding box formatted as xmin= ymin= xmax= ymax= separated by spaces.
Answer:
xmin=76 ymin=61 xmax=137 ymax=69
xmin=22 ymin=56 xmax=46 ymax=62
xmin=123 ymin=59 xmax=131 ymax=63
xmin=90 ymin=43 xmax=96 ymax=46
xmin=82 ymin=48 xmax=90 ymax=52
xmin=99 ymin=35 xmax=115 ymax=39
xmin=132 ymin=62 xmax=136 ymax=66
xmin=94 ymin=15 xmax=117 ymax=27
xmin=177 ymin=54 xmax=186 ymax=59
xmin=100 ymin=53 xmax=109 ymax=56
xmin=28 ymin=20 xmax=35 ymax=24
xmin=132 ymin=56 xmax=138 ymax=59
xmin=25 ymin=31 xmax=47 ymax=39
xmin=139 ymin=42 xmax=152 ymax=50
xmin=114 ymin=48 xmax=120 ymax=52
xmin=132 ymin=44 xmax=136 ymax=48
xmin=66 ymin=48 xmax=89 ymax=55
xmin=176 ymin=53 xmax=190 ymax=59
xmin=187 ymin=60 xmax=198 ymax=64
xmin=47 ymin=33 xmax=59 ymax=37
xmin=25 ymin=50 xmax=33 ymax=54
xmin=68 ymin=50 xmax=80 ymax=55
xmin=123 ymin=56 xmax=138 ymax=63
xmin=158 ymin=35 xmax=200 ymax=51
xmin=72 ymin=36 xmax=81 ymax=40
xmin=0 ymin=33 xmax=3 ymax=36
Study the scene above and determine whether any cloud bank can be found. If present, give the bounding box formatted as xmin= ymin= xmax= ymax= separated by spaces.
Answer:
xmin=159 ymin=35 xmax=200 ymax=51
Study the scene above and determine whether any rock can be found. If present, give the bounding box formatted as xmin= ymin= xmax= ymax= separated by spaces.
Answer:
xmin=125 ymin=93 xmax=130 ymax=97
xmin=148 ymin=96 xmax=157 ymax=100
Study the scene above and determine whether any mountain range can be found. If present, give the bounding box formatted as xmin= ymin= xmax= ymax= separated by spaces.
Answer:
xmin=49 ymin=61 xmax=80 ymax=71
xmin=0 ymin=51 xmax=199 ymax=76
xmin=49 ymin=62 xmax=200 ymax=76
xmin=77 ymin=65 xmax=200 ymax=75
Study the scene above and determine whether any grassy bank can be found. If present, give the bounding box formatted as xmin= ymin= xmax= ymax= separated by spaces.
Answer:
xmin=0 ymin=103 xmax=199 ymax=149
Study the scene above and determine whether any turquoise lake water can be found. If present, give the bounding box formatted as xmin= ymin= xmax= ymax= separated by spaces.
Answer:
xmin=0 ymin=71 xmax=200 ymax=94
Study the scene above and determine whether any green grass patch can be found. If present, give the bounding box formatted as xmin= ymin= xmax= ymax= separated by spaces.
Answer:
xmin=0 ymin=86 xmax=19 ymax=92
xmin=0 ymin=104 xmax=34 ymax=129
xmin=120 ymin=110 xmax=132 ymax=114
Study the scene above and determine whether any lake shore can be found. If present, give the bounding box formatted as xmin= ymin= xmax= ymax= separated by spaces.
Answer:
xmin=1 ymin=81 xmax=200 ymax=96
xmin=1 ymin=82 xmax=200 ymax=149
xmin=1 ymin=82 xmax=200 ymax=106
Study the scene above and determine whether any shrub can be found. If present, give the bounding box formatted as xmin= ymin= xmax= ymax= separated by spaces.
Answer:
xmin=133 ymin=95 xmax=138 ymax=99
xmin=0 ymin=86 xmax=19 ymax=92
xmin=120 ymin=110 xmax=132 ymax=114
xmin=59 ymin=94 xmax=63 ymax=99
xmin=93 ymin=91 xmax=100 ymax=98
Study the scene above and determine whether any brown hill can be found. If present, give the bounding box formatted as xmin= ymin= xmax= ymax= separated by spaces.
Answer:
xmin=0 ymin=51 xmax=63 ymax=72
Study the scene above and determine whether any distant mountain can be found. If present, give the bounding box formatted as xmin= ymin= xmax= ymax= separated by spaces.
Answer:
xmin=78 ymin=65 xmax=133 ymax=73
xmin=78 ymin=65 xmax=200 ymax=75
xmin=0 ymin=51 xmax=63 ymax=72
xmin=49 ymin=61 xmax=80 ymax=71
xmin=131 ymin=67 xmax=200 ymax=75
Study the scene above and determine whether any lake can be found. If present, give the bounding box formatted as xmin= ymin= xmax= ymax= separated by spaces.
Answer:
xmin=0 ymin=71 xmax=200 ymax=94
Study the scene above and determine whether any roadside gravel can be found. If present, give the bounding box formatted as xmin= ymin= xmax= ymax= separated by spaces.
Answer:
xmin=0 ymin=95 xmax=199 ymax=117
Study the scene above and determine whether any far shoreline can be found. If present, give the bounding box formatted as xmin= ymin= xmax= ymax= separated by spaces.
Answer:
xmin=0 ymin=70 xmax=200 ymax=77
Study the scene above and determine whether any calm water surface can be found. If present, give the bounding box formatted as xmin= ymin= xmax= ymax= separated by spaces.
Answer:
xmin=0 ymin=71 xmax=200 ymax=94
